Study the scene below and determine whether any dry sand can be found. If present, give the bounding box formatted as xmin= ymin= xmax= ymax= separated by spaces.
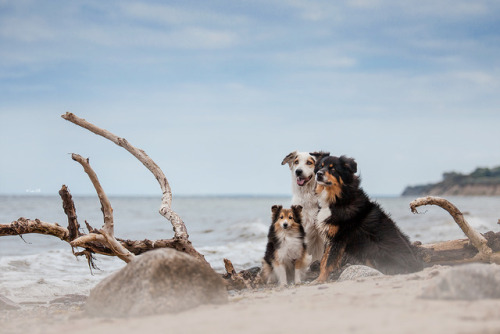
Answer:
xmin=3 ymin=265 xmax=500 ymax=334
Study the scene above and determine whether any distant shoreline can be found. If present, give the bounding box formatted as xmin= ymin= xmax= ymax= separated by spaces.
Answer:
xmin=402 ymin=166 xmax=500 ymax=196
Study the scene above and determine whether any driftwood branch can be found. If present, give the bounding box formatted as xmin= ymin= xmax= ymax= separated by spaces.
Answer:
xmin=59 ymin=185 xmax=80 ymax=241
xmin=410 ymin=196 xmax=494 ymax=262
xmin=69 ymin=153 xmax=135 ymax=263
xmin=61 ymin=112 xmax=188 ymax=240
xmin=3 ymin=113 xmax=207 ymax=267
xmin=60 ymin=112 xmax=206 ymax=263
xmin=0 ymin=217 xmax=69 ymax=241
xmin=0 ymin=216 xmax=207 ymax=257
xmin=222 ymin=258 xmax=263 ymax=290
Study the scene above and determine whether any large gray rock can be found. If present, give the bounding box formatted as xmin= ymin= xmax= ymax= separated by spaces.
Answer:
xmin=86 ymin=249 xmax=227 ymax=317
xmin=337 ymin=265 xmax=383 ymax=282
xmin=421 ymin=263 xmax=500 ymax=300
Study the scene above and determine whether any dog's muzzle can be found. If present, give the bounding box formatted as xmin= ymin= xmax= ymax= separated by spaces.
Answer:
xmin=316 ymin=170 xmax=331 ymax=185
xmin=296 ymin=170 xmax=312 ymax=186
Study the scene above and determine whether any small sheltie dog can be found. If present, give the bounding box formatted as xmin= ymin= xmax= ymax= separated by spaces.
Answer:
xmin=312 ymin=153 xmax=423 ymax=283
xmin=261 ymin=205 xmax=311 ymax=286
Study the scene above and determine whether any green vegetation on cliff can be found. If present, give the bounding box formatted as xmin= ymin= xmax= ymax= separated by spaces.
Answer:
xmin=402 ymin=166 xmax=500 ymax=196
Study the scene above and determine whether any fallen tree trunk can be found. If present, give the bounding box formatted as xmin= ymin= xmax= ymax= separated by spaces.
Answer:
xmin=0 ymin=214 xmax=206 ymax=258
xmin=415 ymin=231 xmax=500 ymax=266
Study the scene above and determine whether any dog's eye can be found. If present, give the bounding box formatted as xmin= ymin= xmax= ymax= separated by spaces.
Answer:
xmin=329 ymin=164 xmax=334 ymax=169
xmin=294 ymin=160 xmax=299 ymax=165
xmin=289 ymin=215 xmax=293 ymax=220
xmin=280 ymin=215 xmax=284 ymax=219
xmin=306 ymin=160 xmax=313 ymax=165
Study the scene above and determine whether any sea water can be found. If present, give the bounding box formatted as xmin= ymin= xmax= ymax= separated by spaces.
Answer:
xmin=1 ymin=195 xmax=499 ymax=303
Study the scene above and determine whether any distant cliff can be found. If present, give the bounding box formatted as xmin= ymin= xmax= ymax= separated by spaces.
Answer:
xmin=402 ymin=166 xmax=500 ymax=196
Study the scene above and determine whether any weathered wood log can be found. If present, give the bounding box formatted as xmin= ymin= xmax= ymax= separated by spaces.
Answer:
xmin=59 ymin=184 xmax=80 ymax=241
xmin=410 ymin=196 xmax=494 ymax=262
xmin=0 ymin=216 xmax=238 ymax=262
xmin=415 ymin=231 xmax=500 ymax=266
xmin=222 ymin=258 xmax=263 ymax=290
xmin=0 ymin=217 xmax=69 ymax=241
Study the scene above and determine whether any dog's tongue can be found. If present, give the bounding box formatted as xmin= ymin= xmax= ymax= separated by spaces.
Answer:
xmin=297 ymin=177 xmax=306 ymax=186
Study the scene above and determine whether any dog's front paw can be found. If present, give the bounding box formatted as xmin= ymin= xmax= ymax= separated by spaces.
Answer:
xmin=310 ymin=277 xmax=327 ymax=285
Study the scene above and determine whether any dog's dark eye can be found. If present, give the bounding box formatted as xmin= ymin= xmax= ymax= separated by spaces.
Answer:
xmin=306 ymin=160 xmax=313 ymax=165
xmin=294 ymin=160 xmax=299 ymax=165
xmin=280 ymin=215 xmax=284 ymax=219
xmin=289 ymin=215 xmax=293 ymax=220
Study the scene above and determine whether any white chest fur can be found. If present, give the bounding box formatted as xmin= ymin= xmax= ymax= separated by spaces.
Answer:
xmin=275 ymin=230 xmax=303 ymax=264
xmin=316 ymin=192 xmax=332 ymax=237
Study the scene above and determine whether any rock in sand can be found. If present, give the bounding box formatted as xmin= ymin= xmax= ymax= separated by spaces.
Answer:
xmin=86 ymin=248 xmax=227 ymax=317
xmin=421 ymin=263 xmax=500 ymax=300
xmin=337 ymin=265 xmax=383 ymax=282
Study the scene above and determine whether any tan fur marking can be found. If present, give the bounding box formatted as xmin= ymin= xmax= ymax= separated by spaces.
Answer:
xmin=316 ymin=243 xmax=346 ymax=283
xmin=327 ymin=224 xmax=339 ymax=238
xmin=323 ymin=171 xmax=343 ymax=203
xmin=317 ymin=244 xmax=332 ymax=282
xmin=315 ymin=184 xmax=325 ymax=194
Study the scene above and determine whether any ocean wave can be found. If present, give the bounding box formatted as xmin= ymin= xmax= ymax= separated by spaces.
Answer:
xmin=199 ymin=239 xmax=267 ymax=273
xmin=0 ymin=249 xmax=123 ymax=303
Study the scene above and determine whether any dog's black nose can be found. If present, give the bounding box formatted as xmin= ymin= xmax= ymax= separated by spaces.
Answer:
xmin=295 ymin=169 xmax=303 ymax=177
xmin=283 ymin=223 xmax=288 ymax=229
xmin=317 ymin=170 xmax=324 ymax=177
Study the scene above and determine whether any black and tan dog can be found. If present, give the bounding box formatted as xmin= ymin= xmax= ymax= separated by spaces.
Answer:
xmin=261 ymin=205 xmax=311 ymax=286
xmin=312 ymin=153 xmax=423 ymax=283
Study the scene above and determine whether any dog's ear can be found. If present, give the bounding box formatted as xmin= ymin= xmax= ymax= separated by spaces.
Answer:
xmin=271 ymin=205 xmax=282 ymax=221
xmin=340 ymin=156 xmax=357 ymax=173
xmin=281 ymin=151 xmax=298 ymax=166
xmin=309 ymin=151 xmax=330 ymax=163
xmin=291 ymin=205 xmax=303 ymax=223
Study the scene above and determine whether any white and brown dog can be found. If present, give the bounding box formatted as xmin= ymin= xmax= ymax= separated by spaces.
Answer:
xmin=282 ymin=151 xmax=326 ymax=263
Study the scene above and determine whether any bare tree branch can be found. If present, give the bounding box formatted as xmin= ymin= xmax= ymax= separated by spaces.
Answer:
xmin=70 ymin=153 xmax=135 ymax=263
xmin=0 ymin=217 xmax=69 ymax=240
xmin=410 ymin=196 xmax=493 ymax=261
xmin=59 ymin=184 xmax=81 ymax=241
xmin=61 ymin=112 xmax=188 ymax=240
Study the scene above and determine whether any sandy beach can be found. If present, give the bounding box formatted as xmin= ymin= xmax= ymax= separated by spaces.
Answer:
xmin=3 ymin=264 xmax=500 ymax=334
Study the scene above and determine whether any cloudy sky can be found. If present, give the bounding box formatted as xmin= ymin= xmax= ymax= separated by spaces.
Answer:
xmin=1 ymin=0 xmax=499 ymax=197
